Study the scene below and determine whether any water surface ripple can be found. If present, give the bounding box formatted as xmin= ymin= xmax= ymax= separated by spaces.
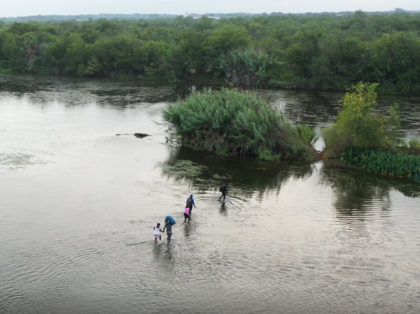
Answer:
xmin=1 ymin=76 xmax=419 ymax=314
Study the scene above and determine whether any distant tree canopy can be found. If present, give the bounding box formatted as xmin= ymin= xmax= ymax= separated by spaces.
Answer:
xmin=1 ymin=12 xmax=420 ymax=93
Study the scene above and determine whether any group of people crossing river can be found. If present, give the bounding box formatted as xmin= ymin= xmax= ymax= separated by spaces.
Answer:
xmin=153 ymin=184 xmax=228 ymax=243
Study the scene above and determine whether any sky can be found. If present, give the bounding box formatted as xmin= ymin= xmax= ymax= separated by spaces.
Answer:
xmin=0 ymin=0 xmax=419 ymax=17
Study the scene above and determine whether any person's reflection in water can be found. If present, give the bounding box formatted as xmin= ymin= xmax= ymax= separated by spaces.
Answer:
xmin=165 ymin=244 xmax=174 ymax=261
xmin=153 ymin=242 xmax=175 ymax=268
xmin=153 ymin=242 xmax=162 ymax=260
xmin=220 ymin=201 xmax=227 ymax=215
xmin=183 ymin=222 xmax=192 ymax=237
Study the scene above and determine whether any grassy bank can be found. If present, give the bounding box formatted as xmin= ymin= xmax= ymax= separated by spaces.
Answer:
xmin=163 ymin=88 xmax=316 ymax=161
xmin=341 ymin=147 xmax=420 ymax=183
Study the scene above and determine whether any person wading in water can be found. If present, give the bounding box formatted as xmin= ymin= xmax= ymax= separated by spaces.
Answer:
xmin=186 ymin=194 xmax=196 ymax=220
xmin=163 ymin=216 xmax=176 ymax=243
xmin=219 ymin=183 xmax=228 ymax=202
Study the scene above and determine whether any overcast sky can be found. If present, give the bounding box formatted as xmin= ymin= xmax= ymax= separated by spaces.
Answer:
xmin=0 ymin=0 xmax=419 ymax=17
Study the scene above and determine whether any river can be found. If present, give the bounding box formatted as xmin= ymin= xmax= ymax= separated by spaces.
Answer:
xmin=1 ymin=75 xmax=419 ymax=314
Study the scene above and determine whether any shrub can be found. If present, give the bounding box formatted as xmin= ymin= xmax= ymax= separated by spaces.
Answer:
xmin=324 ymin=82 xmax=400 ymax=156
xmin=258 ymin=149 xmax=281 ymax=162
xmin=163 ymin=88 xmax=315 ymax=161
xmin=397 ymin=139 xmax=420 ymax=156
xmin=217 ymin=48 xmax=270 ymax=88
xmin=0 ymin=67 xmax=12 ymax=74
xmin=341 ymin=146 xmax=420 ymax=183
xmin=408 ymin=139 xmax=420 ymax=155
xmin=295 ymin=124 xmax=316 ymax=146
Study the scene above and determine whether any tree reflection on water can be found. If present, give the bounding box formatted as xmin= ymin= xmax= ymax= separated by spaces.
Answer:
xmin=320 ymin=162 xmax=420 ymax=216
xmin=162 ymin=146 xmax=420 ymax=208
xmin=161 ymin=146 xmax=314 ymax=199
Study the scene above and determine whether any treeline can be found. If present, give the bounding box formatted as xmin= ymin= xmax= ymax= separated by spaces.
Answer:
xmin=0 ymin=13 xmax=255 ymax=23
xmin=1 ymin=11 xmax=420 ymax=93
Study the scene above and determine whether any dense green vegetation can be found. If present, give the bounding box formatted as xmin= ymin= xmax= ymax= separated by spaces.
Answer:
xmin=342 ymin=147 xmax=420 ymax=183
xmin=1 ymin=11 xmax=420 ymax=93
xmin=324 ymin=82 xmax=420 ymax=182
xmin=323 ymin=82 xmax=401 ymax=156
xmin=163 ymin=88 xmax=315 ymax=161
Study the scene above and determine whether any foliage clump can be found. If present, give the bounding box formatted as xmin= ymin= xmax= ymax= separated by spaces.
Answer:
xmin=163 ymin=88 xmax=315 ymax=161
xmin=342 ymin=147 xmax=420 ymax=183
xmin=2 ymin=13 xmax=420 ymax=93
xmin=401 ymin=139 xmax=420 ymax=155
xmin=217 ymin=48 xmax=271 ymax=88
xmin=324 ymin=82 xmax=420 ymax=182
xmin=323 ymin=82 xmax=400 ymax=156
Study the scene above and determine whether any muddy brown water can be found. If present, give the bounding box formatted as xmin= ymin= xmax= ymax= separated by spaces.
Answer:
xmin=1 ymin=75 xmax=419 ymax=313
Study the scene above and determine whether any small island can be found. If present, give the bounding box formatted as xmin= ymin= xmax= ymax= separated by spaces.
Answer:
xmin=163 ymin=88 xmax=316 ymax=161
xmin=323 ymin=82 xmax=420 ymax=183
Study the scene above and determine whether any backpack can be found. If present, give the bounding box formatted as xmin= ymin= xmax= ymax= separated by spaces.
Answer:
xmin=165 ymin=215 xmax=176 ymax=225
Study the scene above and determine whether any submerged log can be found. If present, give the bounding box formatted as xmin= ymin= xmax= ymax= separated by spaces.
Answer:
xmin=134 ymin=133 xmax=149 ymax=138
xmin=115 ymin=133 xmax=150 ymax=138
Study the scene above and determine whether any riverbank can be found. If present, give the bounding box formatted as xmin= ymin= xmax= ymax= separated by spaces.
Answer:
xmin=2 ymin=12 xmax=420 ymax=94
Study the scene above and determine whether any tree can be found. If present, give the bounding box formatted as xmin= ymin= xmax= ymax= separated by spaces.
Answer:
xmin=136 ymin=41 xmax=175 ymax=82
xmin=369 ymin=32 xmax=420 ymax=93
xmin=63 ymin=33 xmax=88 ymax=76
xmin=204 ymin=25 xmax=251 ymax=69
xmin=323 ymin=82 xmax=400 ymax=156
xmin=174 ymin=28 xmax=209 ymax=79
xmin=218 ymin=48 xmax=270 ymax=88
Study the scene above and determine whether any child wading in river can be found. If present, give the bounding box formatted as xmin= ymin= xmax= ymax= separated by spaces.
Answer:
xmin=153 ymin=223 xmax=163 ymax=243
xmin=184 ymin=207 xmax=191 ymax=223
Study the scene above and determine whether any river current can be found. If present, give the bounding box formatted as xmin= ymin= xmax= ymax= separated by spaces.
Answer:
xmin=1 ymin=75 xmax=419 ymax=313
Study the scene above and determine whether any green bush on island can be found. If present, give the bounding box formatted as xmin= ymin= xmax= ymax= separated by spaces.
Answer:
xmin=323 ymin=82 xmax=400 ymax=156
xmin=163 ymin=88 xmax=316 ymax=161
xmin=324 ymin=82 xmax=420 ymax=182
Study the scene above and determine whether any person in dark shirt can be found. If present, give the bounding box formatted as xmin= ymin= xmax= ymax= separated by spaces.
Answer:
xmin=163 ymin=218 xmax=173 ymax=243
xmin=219 ymin=183 xmax=228 ymax=202
xmin=186 ymin=194 xmax=196 ymax=219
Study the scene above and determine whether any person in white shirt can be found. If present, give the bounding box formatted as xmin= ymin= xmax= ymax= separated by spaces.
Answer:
xmin=153 ymin=223 xmax=163 ymax=243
